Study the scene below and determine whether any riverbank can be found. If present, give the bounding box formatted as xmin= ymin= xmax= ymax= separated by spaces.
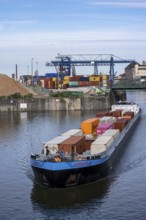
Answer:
xmin=0 ymin=74 xmax=126 ymax=111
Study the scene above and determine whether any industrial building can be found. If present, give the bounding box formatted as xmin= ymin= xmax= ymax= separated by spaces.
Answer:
xmin=125 ymin=61 xmax=146 ymax=79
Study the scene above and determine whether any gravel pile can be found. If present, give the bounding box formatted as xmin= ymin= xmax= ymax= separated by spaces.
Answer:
xmin=0 ymin=74 xmax=37 ymax=97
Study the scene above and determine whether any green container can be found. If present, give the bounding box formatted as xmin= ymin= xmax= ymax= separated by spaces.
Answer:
xmin=69 ymin=81 xmax=79 ymax=87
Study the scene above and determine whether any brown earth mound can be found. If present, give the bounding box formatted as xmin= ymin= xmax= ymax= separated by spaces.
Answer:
xmin=0 ymin=74 xmax=37 ymax=97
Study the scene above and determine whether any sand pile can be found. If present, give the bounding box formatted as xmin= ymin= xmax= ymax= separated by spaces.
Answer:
xmin=0 ymin=74 xmax=37 ymax=97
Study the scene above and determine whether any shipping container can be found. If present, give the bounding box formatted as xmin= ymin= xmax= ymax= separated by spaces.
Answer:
xmin=33 ymin=81 xmax=37 ymax=86
xmin=122 ymin=115 xmax=132 ymax=122
xmin=117 ymin=117 xmax=129 ymax=125
xmin=113 ymin=118 xmax=128 ymax=131
xmin=89 ymin=81 xmax=100 ymax=86
xmin=123 ymin=111 xmax=134 ymax=118
xmin=33 ymin=75 xmax=45 ymax=79
xmin=79 ymin=76 xmax=89 ymax=81
xmin=40 ymin=79 xmax=45 ymax=88
xmin=62 ymin=84 xmax=69 ymax=89
xmin=69 ymin=81 xmax=79 ymax=87
xmin=44 ymin=78 xmax=49 ymax=88
xmin=61 ymin=129 xmax=82 ymax=136
xmin=53 ymin=81 xmax=57 ymax=89
xmin=85 ymin=140 xmax=94 ymax=151
xmin=78 ymin=81 xmax=89 ymax=87
xmin=58 ymin=136 xmax=85 ymax=154
xmin=63 ymin=79 xmax=69 ymax=84
xmin=96 ymin=112 xmax=109 ymax=118
xmin=69 ymin=76 xmax=83 ymax=81
xmin=52 ymin=77 xmax=57 ymax=82
xmin=90 ymin=136 xmax=114 ymax=155
xmin=104 ymin=111 xmax=113 ymax=116
xmin=102 ymin=129 xmax=120 ymax=139
xmin=112 ymin=109 xmax=123 ymax=117
xmin=43 ymin=135 xmax=71 ymax=155
xmin=64 ymin=76 xmax=70 ymax=80
xmin=99 ymin=116 xmax=117 ymax=124
xmin=89 ymin=76 xmax=100 ymax=82
xmin=45 ymin=73 xmax=58 ymax=78
xmin=48 ymin=78 xmax=53 ymax=89
xmin=96 ymin=122 xmax=114 ymax=135
xmin=101 ymin=75 xmax=108 ymax=80
xmin=81 ymin=118 xmax=99 ymax=134
xmin=37 ymin=79 xmax=41 ymax=86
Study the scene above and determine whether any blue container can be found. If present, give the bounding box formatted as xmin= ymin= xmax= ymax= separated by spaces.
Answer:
xmin=33 ymin=75 xmax=45 ymax=79
xmin=45 ymin=73 xmax=58 ymax=78
xmin=80 ymin=76 xmax=89 ymax=81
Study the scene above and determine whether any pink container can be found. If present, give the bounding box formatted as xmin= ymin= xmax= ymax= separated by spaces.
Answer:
xmin=96 ymin=122 xmax=114 ymax=135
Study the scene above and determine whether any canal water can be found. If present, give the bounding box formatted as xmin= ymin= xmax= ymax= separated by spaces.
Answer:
xmin=0 ymin=91 xmax=146 ymax=220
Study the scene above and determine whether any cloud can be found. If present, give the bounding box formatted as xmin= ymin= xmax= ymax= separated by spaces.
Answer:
xmin=0 ymin=29 xmax=145 ymax=48
xmin=0 ymin=19 xmax=38 ymax=32
xmin=89 ymin=1 xmax=146 ymax=8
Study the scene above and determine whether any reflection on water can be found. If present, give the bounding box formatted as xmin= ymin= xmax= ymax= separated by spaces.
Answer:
xmin=31 ymin=177 xmax=111 ymax=208
xmin=0 ymin=91 xmax=146 ymax=220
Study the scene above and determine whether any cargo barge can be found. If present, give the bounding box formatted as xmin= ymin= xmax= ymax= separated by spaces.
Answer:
xmin=30 ymin=101 xmax=141 ymax=188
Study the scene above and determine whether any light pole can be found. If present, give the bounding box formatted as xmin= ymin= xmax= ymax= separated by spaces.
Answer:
xmin=31 ymin=58 xmax=34 ymax=85
xmin=27 ymin=65 xmax=29 ymax=75
xmin=36 ymin=61 xmax=38 ymax=76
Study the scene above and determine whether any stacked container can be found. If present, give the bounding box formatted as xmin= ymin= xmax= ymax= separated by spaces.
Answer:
xmin=99 ymin=116 xmax=117 ymax=124
xmin=69 ymin=81 xmax=79 ymax=87
xmin=96 ymin=122 xmax=114 ymax=135
xmin=96 ymin=112 xmax=109 ymax=118
xmin=112 ymin=109 xmax=123 ymax=118
xmin=61 ymin=129 xmax=82 ymax=136
xmin=89 ymin=75 xmax=100 ymax=82
xmin=102 ymin=129 xmax=120 ymax=139
xmin=78 ymin=81 xmax=89 ymax=87
xmin=114 ymin=118 xmax=128 ymax=131
xmin=58 ymin=136 xmax=86 ymax=154
xmin=63 ymin=76 xmax=69 ymax=88
xmin=90 ymin=136 xmax=114 ymax=155
xmin=100 ymin=74 xmax=109 ymax=87
xmin=123 ymin=111 xmax=134 ymax=118
xmin=43 ymin=135 xmax=71 ymax=155
xmin=81 ymin=118 xmax=99 ymax=134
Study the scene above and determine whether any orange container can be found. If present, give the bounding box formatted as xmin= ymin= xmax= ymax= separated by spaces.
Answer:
xmin=81 ymin=118 xmax=99 ymax=134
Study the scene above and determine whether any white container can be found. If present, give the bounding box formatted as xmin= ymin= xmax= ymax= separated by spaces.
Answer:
xmin=102 ymin=129 xmax=120 ymax=139
xmin=85 ymin=134 xmax=96 ymax=140
xmin=99 ymin=116 xmax=117 ymax=124
xmin=43 ymin=135 xmax=71 ymax=154
xmin=61 ymin=129 xmax=82 ymax=136
xmin=90 ymin=136 xmax=114 ymax=155
xmin=90 ymin=144 xmax=107 ymax=155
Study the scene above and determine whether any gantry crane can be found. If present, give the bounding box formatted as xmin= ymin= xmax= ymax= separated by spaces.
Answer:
xmin=46 ymin=54 xmax=135 ymax=84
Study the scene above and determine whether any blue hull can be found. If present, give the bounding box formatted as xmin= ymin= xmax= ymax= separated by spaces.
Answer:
xmin=31 ymin=157 xmax=109 ymax=187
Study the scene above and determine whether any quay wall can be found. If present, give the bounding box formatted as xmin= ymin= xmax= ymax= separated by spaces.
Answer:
xmin=0 ymin=90 xmax=126 ymax=112
xmin=0 ymin=96 xmax=112 ymax=112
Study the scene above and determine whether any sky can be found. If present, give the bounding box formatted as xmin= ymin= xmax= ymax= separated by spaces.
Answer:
xmin=1 ymin=0 xmax=146 ymax=77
